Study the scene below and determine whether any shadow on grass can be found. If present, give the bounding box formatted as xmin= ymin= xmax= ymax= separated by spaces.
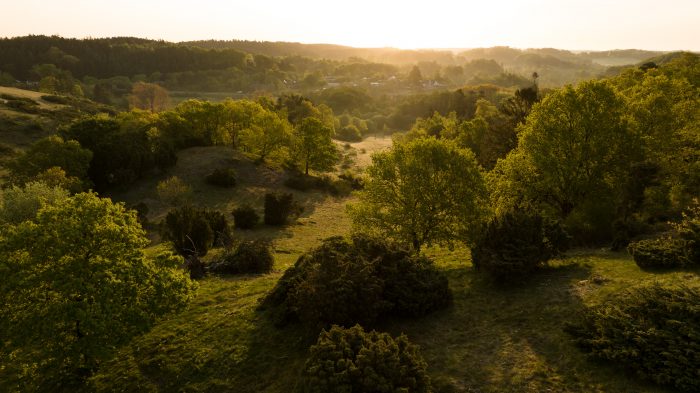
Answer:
xmin=379 ymin=260 xmax=670 ymax=393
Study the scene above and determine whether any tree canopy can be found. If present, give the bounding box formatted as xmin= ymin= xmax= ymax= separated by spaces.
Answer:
xmin=0 ymin=193 xmax=195 ymax=389
xmin=349 ymin=137 xmax=488 ymax=251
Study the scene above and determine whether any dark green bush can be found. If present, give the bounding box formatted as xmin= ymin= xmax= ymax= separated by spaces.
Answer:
xmin=301 ymin=324 xmax=431 ymax=393
xmin=627 ymin=237 xmax=691 ymax=269
xmin=335 ymin=124 xmax=362 ymax=142
xmin=208 ymin=239 xmax=274 ymax=275
xmin=264 ymin=192 xmax=300 ymax=225
xmin=471 ymin=210 xmax=570 ymax=280
xmin=232 ymin=205 xmax=259 ymax=230
xmin=205 ymin=168 xmax=237 ymax=187
xmin=260 ymin=235 xmax=451 ymax=327
xmin=40 ymin=94 xmax=72 ymax=105
xmin=627 ymin=201 xmax=700 ymax=269
xmin=566 ymin=284 xmax=700 ymax=392
xmin=161 ymin=205 xmax=230 ymax=256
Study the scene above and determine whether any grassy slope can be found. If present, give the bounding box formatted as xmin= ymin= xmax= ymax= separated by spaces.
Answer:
xmin=91 ymin=138 xmax=697 ymax=392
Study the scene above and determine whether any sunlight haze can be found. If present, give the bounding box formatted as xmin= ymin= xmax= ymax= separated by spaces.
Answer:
xmin=2 ymin=0 xmax=699 ymax=50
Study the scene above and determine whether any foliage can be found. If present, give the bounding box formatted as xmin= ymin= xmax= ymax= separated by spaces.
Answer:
xmin=627 ymin=237 xmax=691 ymax=269
xmin=0 ymin=192 xmax=195 ymax=389
xmin=349 ymin=137 xmax=488 ymax=251
xmin=301 ymin=325 xmax=431 ymax=393
xmin=205 ymin=168 xmax=237 ymax=188
xmin=566 ymin=284 xmax=700 ymax=392
xmin=62 ymin=114 xmax=177 ymax=190
xmin=157 ymin=176 xmax=192 ymax=206
xmin=0 ymin=181 xmax=69 ymax=224
xmin=264 ymin=192 xmax=300 ymax=226
xmin=261 ymin=235 xmax=451 ymax=328
xmin=627 ymin=200 xmax=700 ymax=269
xmin=490 ymin=80 xmax=640 ymax=241
xmin=208 ymin=239 xmax=274 ymax=275
xmin=161 ymin=205 xmax=230 ymax=256
xmin=7 ymin=135 xmax=92 ymax=186
xmin=232 ymin=205 xmax=259 ymax=230
xmin=292 ymin=117 xmax=338 ymax=175
xmin=128 ymin=82 xmax=169 ymax=112
xmin=33 ymin=166 xmax=86 ymax=193
xmin=471 ymin=210 xmax=570 ymax=280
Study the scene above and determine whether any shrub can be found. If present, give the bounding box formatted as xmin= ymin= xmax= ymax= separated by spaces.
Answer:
xmin=260 ymin=235 xmax=451 ymax=327
xmin=157 ymin=176 xmax=191 ymax=206
xmin=565 ymin=284 xmax=700 ymax=392
xmin=264 ymin=192 xmax=300 ymax=225
xmin=161 ymin=205 xmax=230 ymax=256
xmin=232 ymin=205 xmax=259 ymax=229
xmin=208 ymin=239 xmax=274 ymax=275
xmin=627 ymin=237 xmax=691 ymax=269
xmin=301 ymin=325 xmax=431 ymax=393
xmin=205 ymin=168 xmax=237 ymax=187
xmin=627 ymin=201 xmax=700 ymax=269
xmin=471 ymin=210 xmax=570 ymax=280
xmin=335 ymin=124 xmax=362 ymax=142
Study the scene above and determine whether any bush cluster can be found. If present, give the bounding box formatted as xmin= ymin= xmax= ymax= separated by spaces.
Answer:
xmin=627 ymin=237 xmax=691 ymax=269
xmin=205 ymin=168 xmax=237 ymax=187
xmin=260 ymin=235 xmax=451 ymax=327
xmin=232 ymin=205 xmax=259 ymax=229
xmin=264 ymin=192 xmax=301 ymax=225
xmin=627 ymin=201 xmax=700 ymax=269
xmin=301 ymin=325 xmax=431 ymax=393
xmin=471 ymin=210 xmax=570 ymax=280
xmin=565 ymin=284 xmax=700 ymax=392
xmin=284 ymin=173 xmax=354 ymax=196
xmin=161 ymin=205 xmax=231 ymax=256
xmin=208 ymin=239 xmax=274 ymax=275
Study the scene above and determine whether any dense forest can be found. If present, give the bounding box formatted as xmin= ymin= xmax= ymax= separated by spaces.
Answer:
xmin=0 ymin=34 xmax=699 ymax=393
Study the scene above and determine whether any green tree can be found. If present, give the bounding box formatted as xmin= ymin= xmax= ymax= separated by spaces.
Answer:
xmin=407 ymin=65 xmax=423 ymax=87
xmin=492 ymin=80 xmax=638 ymax=219
xmin=0 ymin=193 xmax=195 ymax=389
xmin=292 ymin=117 xmax=338 ymax=175
xmin=0 ymin=181 xmax=69 ymax=224
xmin=7 ymin=136 xmax=92 ymax=186
xmin=348 ymin=137 xmax=488 ymax=252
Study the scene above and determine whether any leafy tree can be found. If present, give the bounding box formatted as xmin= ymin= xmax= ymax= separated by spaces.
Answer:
xmin=128 ymin=82 xmax=170 ymax=112
xmin=0 ymin=193 xmax=195 ymax=389
xmin=349 ymin=137 xmax=488 ymax=252
xmin=157 ymin=176 xmax=192 ymax=206
xmin=292 ymin=117 xmax=338 ymax=175
xmin=0 ymin=181 xmax=69 ymax=224
xmin=238 ymin=108 xmax=292 ymax=161
xmin=491 ymin=80 xmax=639 ymax=238
xmin=7 ymin=136 xmax=92 ymax=186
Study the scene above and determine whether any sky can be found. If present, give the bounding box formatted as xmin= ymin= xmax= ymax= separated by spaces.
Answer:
xmin=2 ymin=0 xmax=699 ymax=51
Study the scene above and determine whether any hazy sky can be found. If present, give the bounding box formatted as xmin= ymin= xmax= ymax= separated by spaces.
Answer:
xmin=3 ymin=0 xmax=699 ymax=51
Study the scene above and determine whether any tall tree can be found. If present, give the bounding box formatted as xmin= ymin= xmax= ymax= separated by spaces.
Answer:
xmin=348 ymin=137 xmax=488 ymax=252
xmin=0 ymin=193 xmax=195 ymax=389
xmin=128 ymin=82 xmax=170 ymax=112
xmin=292 ymin=117 xmax=338 ymax=175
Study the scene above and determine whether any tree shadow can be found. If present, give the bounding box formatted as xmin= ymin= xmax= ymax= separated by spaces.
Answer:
xmin=378 ymin=259 xmax=671 ymax=392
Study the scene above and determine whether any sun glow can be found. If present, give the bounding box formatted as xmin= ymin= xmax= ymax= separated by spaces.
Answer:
xmin=2 ymin=0 xmax=699 ymax=50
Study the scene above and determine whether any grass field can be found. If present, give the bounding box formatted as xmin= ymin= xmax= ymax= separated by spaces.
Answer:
xmin=89 ymin=140 xmax=700 ymax=392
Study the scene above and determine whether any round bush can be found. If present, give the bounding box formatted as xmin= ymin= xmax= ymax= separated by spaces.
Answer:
xmin=302 ymin=325 xmax=431 ymax=393
xmin=566 ymin=284 xmax=700 ymax=392
xmin=208 ymin=239 xmax=274 ymax=275
xmin=205 ymin=168 xmax=237 ymax=187
xmin=264 ymin=192 xmax=300 ymax=226
xmin=232 ymin=205 xmax=259 ymax=230
xmin=161 ymin=205 xmax=230 ymax=256
xmin=260 ymin=235 xmax=451 ymax=327
xmin=627 ymin=237 xmax=691 ymax=269
xmin=471 ymin=210 xmax=570 ymax=281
